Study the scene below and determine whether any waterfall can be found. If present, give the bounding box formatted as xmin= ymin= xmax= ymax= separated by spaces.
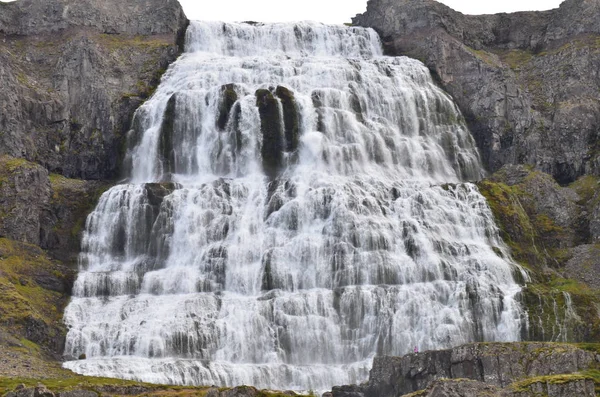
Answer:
xmin=62 ymin=21 xmax=524 ymax=391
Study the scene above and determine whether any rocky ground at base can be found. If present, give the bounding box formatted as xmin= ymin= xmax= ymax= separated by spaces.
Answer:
xmin=0 ymin=378 xmax=307 ymax=397
xmin=331 ymin=342 xmax=600 ymax=397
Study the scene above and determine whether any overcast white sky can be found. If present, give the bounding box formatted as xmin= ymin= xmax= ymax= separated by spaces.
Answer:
xmin=179 ymin=0 xmax=565 ymax=24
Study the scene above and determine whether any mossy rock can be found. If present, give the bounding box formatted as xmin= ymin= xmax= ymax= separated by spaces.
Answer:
xmin=522 ymin=279 xmax=600 ymax=342
xmin=0 ymin=238 xmax=73 ymax=356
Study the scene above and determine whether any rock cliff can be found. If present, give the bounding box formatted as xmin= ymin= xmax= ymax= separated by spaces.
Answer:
xmin=0 ymin=0 xmax=188 ymax=180
xmin=353 ymin=0 xmax=600 ymax=184
xmin=332 ymin=342 xmax=600 ymax=397
xmin=0 ymin=0 xmax=188 ymax=374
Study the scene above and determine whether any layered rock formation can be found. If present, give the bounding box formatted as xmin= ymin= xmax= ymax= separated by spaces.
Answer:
xmin=353 ymin=0 xmax=600 ymax=184
xmin=332 ymin=342 xmax=599 ymax=397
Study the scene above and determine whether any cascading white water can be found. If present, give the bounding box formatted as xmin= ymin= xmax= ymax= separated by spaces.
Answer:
xmin=63 ymin=21 xmax=525 ymax=391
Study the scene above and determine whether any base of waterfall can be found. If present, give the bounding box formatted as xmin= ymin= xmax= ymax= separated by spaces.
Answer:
xmin=63 ymin=357 xmax=370 ymax=391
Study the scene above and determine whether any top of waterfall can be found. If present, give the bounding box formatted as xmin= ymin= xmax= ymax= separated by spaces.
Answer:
xmin=185 ymin=21 xmax=383 ymax=58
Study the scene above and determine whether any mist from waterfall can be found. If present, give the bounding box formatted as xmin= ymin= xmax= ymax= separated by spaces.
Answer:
xmin=62 ymin=21 xmax=524 ymax=391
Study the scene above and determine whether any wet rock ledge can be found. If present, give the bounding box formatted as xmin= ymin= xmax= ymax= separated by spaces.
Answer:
xmin=331 ymin=342 xmax=600 ymax=397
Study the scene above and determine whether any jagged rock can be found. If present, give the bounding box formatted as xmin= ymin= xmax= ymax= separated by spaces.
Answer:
xmin=0 ymin=0 xmax=188 ymax=180
xmin=353 ymin=0 xmax=600 ymax=183
xmin=34 ymin=385 xmax=55 ymax=397
xmin=4 ymin=385 xmax=55 ymax=397
xmin=396 ymin=377 xmax=596 ymax=397
xmin=591 ymin=187 xmax=600 ymax=241
xmin=331 ymin=385 xmax=364 ymax=397
xmin=478 ymin=166 xmax=600 ymax=341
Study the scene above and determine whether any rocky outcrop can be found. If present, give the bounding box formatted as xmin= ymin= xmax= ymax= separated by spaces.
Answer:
xmin=0 ymin=0 xmax=188 ymax=180
xmin=331 ymin=342 xmax=599 ymax=397
xmin=353 ymin=0 xmax=600 ymax=184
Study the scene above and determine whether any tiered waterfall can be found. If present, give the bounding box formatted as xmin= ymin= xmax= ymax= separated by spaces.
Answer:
xmin=62 ymin=21 xmax=525 ymax=391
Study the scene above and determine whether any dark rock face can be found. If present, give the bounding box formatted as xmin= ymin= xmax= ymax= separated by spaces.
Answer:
xmin=218 ymin=84 xmax=240 ymax=131
xmin=275 ymin=86 xmax=300 ymax=153
xmin=0 ymin=156 xmax=51 ymax=246
xmin=331 ymin=342 xmax=598 ymax=397
xmin=353 ymin=0 xmax=600 ymax=183
xmin=0 ymin=0 xmax=188 ymax=180
xmin=40 ymin=175 xmax=110 ymax=265
xmin=158 ymin=94 xmax=178 ymax=179
xmin=255 ymin=86 xmax=301 ymax=178
xmin=256 ymin=89 xmax=285 ymax=177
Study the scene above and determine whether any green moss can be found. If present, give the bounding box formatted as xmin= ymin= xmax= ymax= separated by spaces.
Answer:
xmin=570 ymin=175 xmax=600 ymax=206
xmin=494 ymin=49 xmax=534 ymax=69
xmin=0 ymin=155 xmax=39 ymax=175
xmin=464 ymin=47 xmax=501 ymax=67
xmin=479 ymin=169 xmax=600 ymax=342
xmin=523 ymin=277 xmax=600 ymax=342
xmin=509 ymin=373 xmax=592 ymax=393
xmin=478 ymin=180 xmax=538 ymax=268
xmin=95 ymin=34 xmax=172 ymax=52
